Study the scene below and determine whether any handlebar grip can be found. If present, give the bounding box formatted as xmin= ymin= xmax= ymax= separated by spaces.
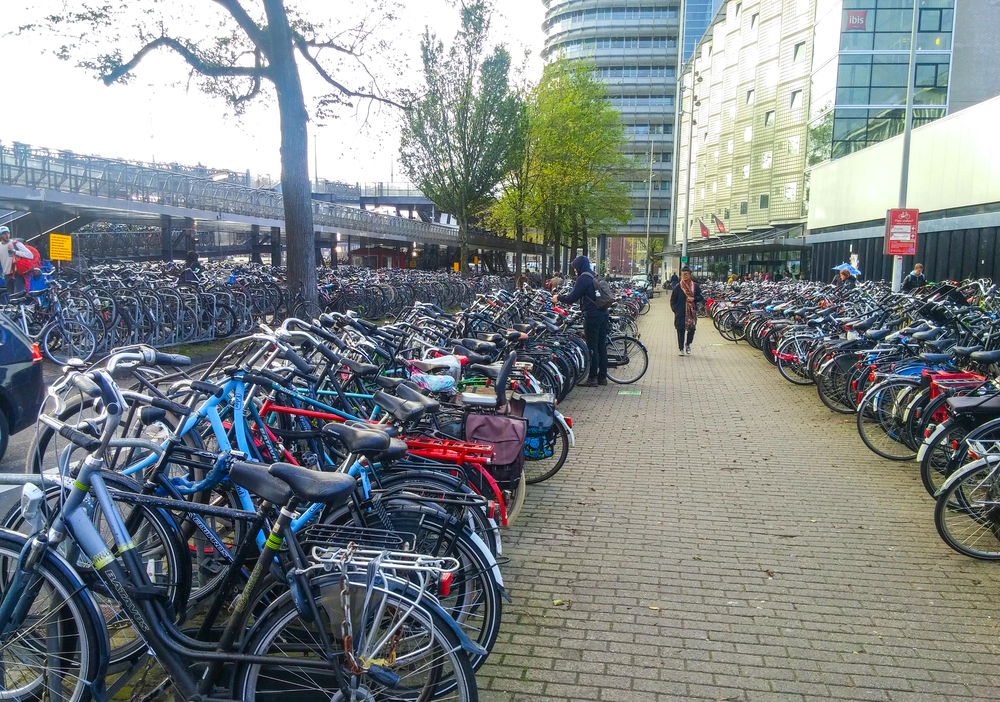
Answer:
xmin=282 ymin=348 xmax=316 ymax=376
xmin=58 ymin=425 xmax=102 ymax=452
xmin=154 ymin=353 xmax=192 ymax=367
xmin=150 ymin=397 xmax=192 ymax=417
xmin=71 ymin=374 xmax=103 ymax=399
xmin=189 ymin=380 xmax=224 ymax=398
xmin=242 ymin=373 xmax=275 ymax=388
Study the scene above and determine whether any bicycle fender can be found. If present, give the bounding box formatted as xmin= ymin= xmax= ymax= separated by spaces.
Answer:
xmin=0 ymin=528 xmax=112 ymax=697
xmin=466 ymin=529 xmax=507 ymax=596
xmin=935 ymin=455 xmax=1000 ymax=497
xmin=488 ymin=517 xmax=502 ymax=555
xmin=554 ymin=410 xmax=575 ymax=447
xmin=417 ymin=589 xmax=490 ymax=657
xmin=918 ymin=421 xmax=950 ymax=462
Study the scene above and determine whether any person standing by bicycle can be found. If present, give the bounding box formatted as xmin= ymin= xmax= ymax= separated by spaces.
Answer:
xmin=553 ymin=255 xmax=608 ymax=387
xmin=0 ymin=226 xmax=32 ymax=296
xmin=671 ymin=266 xmax=704 ymax=356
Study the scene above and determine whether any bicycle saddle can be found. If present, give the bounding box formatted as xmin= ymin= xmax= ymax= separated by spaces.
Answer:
xmin=901 ymin=324 xmax=931 ymax=334
xmin=511 ymin=324 xmax=531 ymax=334
xmin=395 ymin=382 xmax=441 ymax=414
xmin=372 ymin=391 xmax=425 ymax=424
xmin=970 ymin=349 xmax=1000 ymax=364
xmin=409 ymin=357 xmax=459 ymax=373
xmin=918 ymin=353 xmax=953 ymax=365
xmin=343 ymin=421 xmax=410 ymax=462
xmin=911 ymin=328 xmax=946 ymax=341
xmin=228 ymin=460 xmax=293 ymax=506
xmin=945 ymin=395 xmax=1000 ymax=415
xmin=952 ymin=345 xmax=984 ymax=357
xmin=374 ymin=375 xmax=405 ymax=389
xmin=269 ymin=462 xmax=357 ymax=507
xmin=323 ymin=421 xmax=393 ymax=454
xmin=476 ymin=332 xmax=504 ymax=344
xmin=452 ymin=345 xmax=489 ymax=364
xmin=460 ymin=338 xmax=496 ymax=354
xmin=866 ymin=329 xmax=894 ymax=341
xmin=340 ymin=357 xmax=379 ymax=376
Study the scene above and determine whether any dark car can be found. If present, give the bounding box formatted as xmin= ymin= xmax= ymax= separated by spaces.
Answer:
xmin=0 ymin=313 xmax=45 ymax=460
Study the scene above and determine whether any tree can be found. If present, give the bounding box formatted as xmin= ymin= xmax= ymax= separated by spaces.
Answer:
xmin=399 ymin=0 xmax=523 ymax=275
xmin=487 ymin=85 xmax=533 ymax=274
xmin=19 ymin=0 xmax=400 ymax=306
xmin=530 ymin=59 xmax=631 ymax=274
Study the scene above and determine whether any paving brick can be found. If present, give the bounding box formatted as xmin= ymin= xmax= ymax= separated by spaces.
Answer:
xmin=484 ymin=299 xmax=1000 ymax=701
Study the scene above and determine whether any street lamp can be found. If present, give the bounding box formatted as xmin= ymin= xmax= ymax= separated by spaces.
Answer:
xmin=681 ymin=70 xmax=702 ymax=268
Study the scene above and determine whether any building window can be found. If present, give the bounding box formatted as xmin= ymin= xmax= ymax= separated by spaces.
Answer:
xmin=790 ymin=90 xmax=803 ymax=109
xmin=712 ymin=182 xmax=718 ymax=193
xmin=739 ymin=201 xmax=748 ymax=215
xmin=744 ymin=126 xmax=753 ymax=142
xmin=750 ymin=13 xmax=759 ymax=31
xmin=746 ymin=89 xmax=755 ymax=105
xmin=787 ymin=135 xmax=800 ymax=154
xmin=784 ymin=182 xmax=797 ymax=201
xmin=793 ymin=41 xmax=806 ymax=62
xmin=726 ymin=173 xmax=732 ymax=187
xmin=764 ymin=110 xmax=774 ymax=127
xmin=919 ymin=8 xmax=943 ymax=32
xmin=727 ymin=139 xmax=734 ymax=154
xmin=742 ymin=164 xmax=750 ymax=179
xmin=761 ymin=151 xmax=772 ymax=169
xmin=735 ymin=3 xmax=742 ymax=20
xmin=759 ymin=194 xmax=769 ymax=209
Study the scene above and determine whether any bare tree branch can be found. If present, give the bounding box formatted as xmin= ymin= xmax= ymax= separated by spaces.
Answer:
xmin=209 ymin=0 xmax=267 ymax=48
xmin=293 ymin=37 xmax=404 ymax=110
xmin=232 ymin=48 xmax=263 ymax=106
xmin=102 ymin=35 xmax=266 ymax=85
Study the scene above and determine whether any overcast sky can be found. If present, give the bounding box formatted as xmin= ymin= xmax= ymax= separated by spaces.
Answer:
xmin=1 ymin=1 xmax=546 ymax=185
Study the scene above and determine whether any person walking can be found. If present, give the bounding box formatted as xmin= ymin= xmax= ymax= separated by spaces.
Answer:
xmin=670 ymin=266 xmax=703 ymax=356
xmin=547 ymin=271 xmax=564 ymax=290
xmin=668 ymin=272 xmax=680 ymax=290
xmin=902 ymin=263 xmax=927 ymax=293
xmin=553 ymin=255 xmax=608 ymax=386
xmin=0 ymin=227 xmax=32 ymax=296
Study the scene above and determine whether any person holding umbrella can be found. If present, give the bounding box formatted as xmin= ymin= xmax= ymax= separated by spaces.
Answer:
xmin=832 ymin=263 xmax=860 ymax=289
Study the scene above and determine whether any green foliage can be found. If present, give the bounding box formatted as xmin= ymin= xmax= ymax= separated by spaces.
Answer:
xmin=399 ymin=0 xmax=523 ymax=275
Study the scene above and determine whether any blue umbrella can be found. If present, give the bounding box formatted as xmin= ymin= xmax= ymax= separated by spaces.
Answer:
xmin=832 ymin=263 xmax=862 ymax=276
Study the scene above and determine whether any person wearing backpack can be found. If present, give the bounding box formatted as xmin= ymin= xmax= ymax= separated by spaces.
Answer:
xmin=552 ymin=255 xmax=611 ymax=387
xmin=0 ymin=227 xmax=33 ymax=296
xmin=670 ymin=266 xmax=704 ymax=356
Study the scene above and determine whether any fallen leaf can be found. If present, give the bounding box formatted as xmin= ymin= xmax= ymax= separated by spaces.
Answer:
xmin=649 ymin=606 xmax=661 ymax=611
xmin=693 ymin=556 xmax=703 ymax=561
xmin=552 ymin=599 xmax=566 ymax=606
xmin=810 ymin=519 xmax=817 ymax=523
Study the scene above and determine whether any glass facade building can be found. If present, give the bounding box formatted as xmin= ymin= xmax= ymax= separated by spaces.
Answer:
xmin=683 ymin=0 xmax=724 ymax=60
xmin=808 ymin=0 xmax=955 ymax=163
xmin=541 ymin=1 xmax=682 ymax=238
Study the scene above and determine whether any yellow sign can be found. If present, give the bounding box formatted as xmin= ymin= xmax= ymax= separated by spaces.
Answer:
xmin=50 ymin=233 xmax=72 ymax=261
xmin=473 ymin=256 xmax=479 ymax=265
xmin=453 ymin=262 xmax=460 ymax=272
xmin=409 ymin=260 xmax=416 ymax=268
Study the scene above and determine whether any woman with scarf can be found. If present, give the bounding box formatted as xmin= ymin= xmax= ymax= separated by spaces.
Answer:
xmin=670 ymin=267 xmax=704 ymax=356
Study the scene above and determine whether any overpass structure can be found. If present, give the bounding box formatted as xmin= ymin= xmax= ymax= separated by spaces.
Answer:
xmin=0 ymin=143 xmax=542 ymax=264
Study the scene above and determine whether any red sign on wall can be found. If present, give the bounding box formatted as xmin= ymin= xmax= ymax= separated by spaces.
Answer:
xmin=885 ymin=208 xmax=919 ymax=256
xmin=845 ymin=10 xmax=868 ymax=31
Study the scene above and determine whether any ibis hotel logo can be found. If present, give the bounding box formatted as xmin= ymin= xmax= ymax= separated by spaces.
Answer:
xmin=845 ymin=10 xmax=868 ymax=30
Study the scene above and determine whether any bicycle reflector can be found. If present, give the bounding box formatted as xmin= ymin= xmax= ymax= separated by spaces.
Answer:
xmin=30 ymin=344 xmax=42 ymax=363
xmin=439 ymin=572 xmax=453 ymax=597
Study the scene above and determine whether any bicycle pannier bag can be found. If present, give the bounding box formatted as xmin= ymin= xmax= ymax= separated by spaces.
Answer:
xmin=583 ymin=272 xmax=614 ymax=310
xmin=509 ymin=392 xmax=556 ymax=459
xmin=465 ymin=414 xmax=527 ymax=486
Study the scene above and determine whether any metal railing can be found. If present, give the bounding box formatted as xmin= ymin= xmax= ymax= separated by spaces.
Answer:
xmin=0 ymin=144 xmax=459 ymax=244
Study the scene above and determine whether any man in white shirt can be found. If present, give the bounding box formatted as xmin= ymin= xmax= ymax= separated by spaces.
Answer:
xmin=0 ymin=227 xmax=32 ymax=296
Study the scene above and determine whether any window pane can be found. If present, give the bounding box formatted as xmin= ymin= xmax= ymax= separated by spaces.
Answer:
xmin=870 ymin=57 xmax=908 ymax=87
xmin=867 ymin=108 xmax=904 ymax=141
xmin=873 ymin=32 xmax=911 ymax=50
xmin=919 ymin=8 xmax=941 ymax=31
xmin=914 ymin=64 xmax=937 ymax=87
xmin=870 ymin=86 xmax=907 ymax=104
xmin=833 ymin=116 xmax=867 ymax=141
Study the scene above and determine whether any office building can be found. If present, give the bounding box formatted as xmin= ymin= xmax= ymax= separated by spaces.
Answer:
xmin=670 ymin=0 xmax=815 ymax=277
xmin=683 ymin=0 xmax=725 ymax=60
xmin=541 ymin=1 xmax=683 ymax=245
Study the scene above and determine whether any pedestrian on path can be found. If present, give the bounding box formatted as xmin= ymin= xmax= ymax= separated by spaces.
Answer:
xmin=553 ymin=255 xmax=608 ymax=386
xmin=0 ymin=227 xmax=31 ymax=297
xmin=902 ymin=263 xmax=926 ymax=292
xmin=670 ymin=266 xmax=703 ymax=356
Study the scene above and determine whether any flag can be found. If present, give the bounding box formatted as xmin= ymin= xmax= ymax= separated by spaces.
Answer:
xmin=699 ymin=218 xmax=710 ymax=238
xmin=713 ymin=214 xmax=727 ymax=234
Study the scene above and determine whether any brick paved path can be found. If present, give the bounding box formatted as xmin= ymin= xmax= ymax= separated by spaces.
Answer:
xmin=478 ymin=298 xmax=1000 ymax=702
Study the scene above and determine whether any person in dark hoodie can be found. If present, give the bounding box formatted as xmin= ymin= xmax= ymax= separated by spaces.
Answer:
xmin=552 ymin=255 xmax=608 ymax=387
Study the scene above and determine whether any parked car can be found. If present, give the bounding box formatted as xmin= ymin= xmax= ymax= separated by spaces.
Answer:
xmin=0 ymin=313 xmax=45 ymax=460
xmin=630 ymin=274 xmax=653 ymax=294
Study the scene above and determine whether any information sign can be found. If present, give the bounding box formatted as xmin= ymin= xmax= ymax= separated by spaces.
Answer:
xmin=50 ymin=233 xmax=72 ymax=261
xmin=884 ymin=209 xmax=918 ymax=256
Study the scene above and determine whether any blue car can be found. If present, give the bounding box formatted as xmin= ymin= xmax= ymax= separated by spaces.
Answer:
xmin=0 ymin=312 xmax=45 ymax=460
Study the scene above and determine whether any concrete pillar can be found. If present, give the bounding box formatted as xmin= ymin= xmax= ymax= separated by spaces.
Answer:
xmin=161 ymin=215 xmax=173 ymax=261
xmin=598 ymin=235 xmax=607 ymax=273
xmin=249 ymin=224 xmax=263 ymax=264
xmin=271 ymin=226 xmax=282 ymax=266
xmin=183 ymin=217 xmax=196 ymax=256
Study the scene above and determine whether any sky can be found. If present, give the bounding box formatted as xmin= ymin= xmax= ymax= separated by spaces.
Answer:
xmin=0 ymin=0 xmax=546 ymax=185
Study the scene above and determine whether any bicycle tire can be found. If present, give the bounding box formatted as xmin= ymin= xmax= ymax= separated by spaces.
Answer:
xmin=934 ymin=458 xmax=1000 ymax=560
xmin=606 ymin=335 xmax=648 ymax=384
xmin=525 ymin=420 xmax=570 ymax=485
xmin=856 ymin=378 xmax=920 ymax=461
xmin=0 ymin=529 xmax=104 ymax=702
xmin=42 ymin=319 xmax=96 ymax=365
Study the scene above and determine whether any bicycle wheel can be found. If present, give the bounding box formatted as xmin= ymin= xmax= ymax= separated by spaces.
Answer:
xmin=606 ymin=335 xmax=648 ymax=384
xmin=919 ymin=418 xmax=970 ymax=497
xmin=524 ymin=420 xmax=570 ymax=485
xmin=42 ymin=320 xmax=96 ymax=364
xmin=0 ymin=530 xmax=103 ymax=702
xmin=505 ymin=471 xmax=527 ymax=524
xmin=775 ymin=336 xmax=814 ymax=386
xmin=934 ymin=458 xmax=1000 ymax=560
xmin=235 ymin=574 xmax=479 ymax=702
xmin=856 ymin=379 xmax=920 ymax=461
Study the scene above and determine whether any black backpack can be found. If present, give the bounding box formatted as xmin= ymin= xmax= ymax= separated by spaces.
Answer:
xmin=582 ymin=272 xmax=614 ymax=310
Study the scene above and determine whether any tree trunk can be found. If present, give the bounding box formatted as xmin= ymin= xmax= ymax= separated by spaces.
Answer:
xmin=263 ymin=0 xmax=317 ymax=305
xmin=457 ymin=217 xmax=469 ymax=276
xmin=514 ymin=221 xmax=523 ymax=275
